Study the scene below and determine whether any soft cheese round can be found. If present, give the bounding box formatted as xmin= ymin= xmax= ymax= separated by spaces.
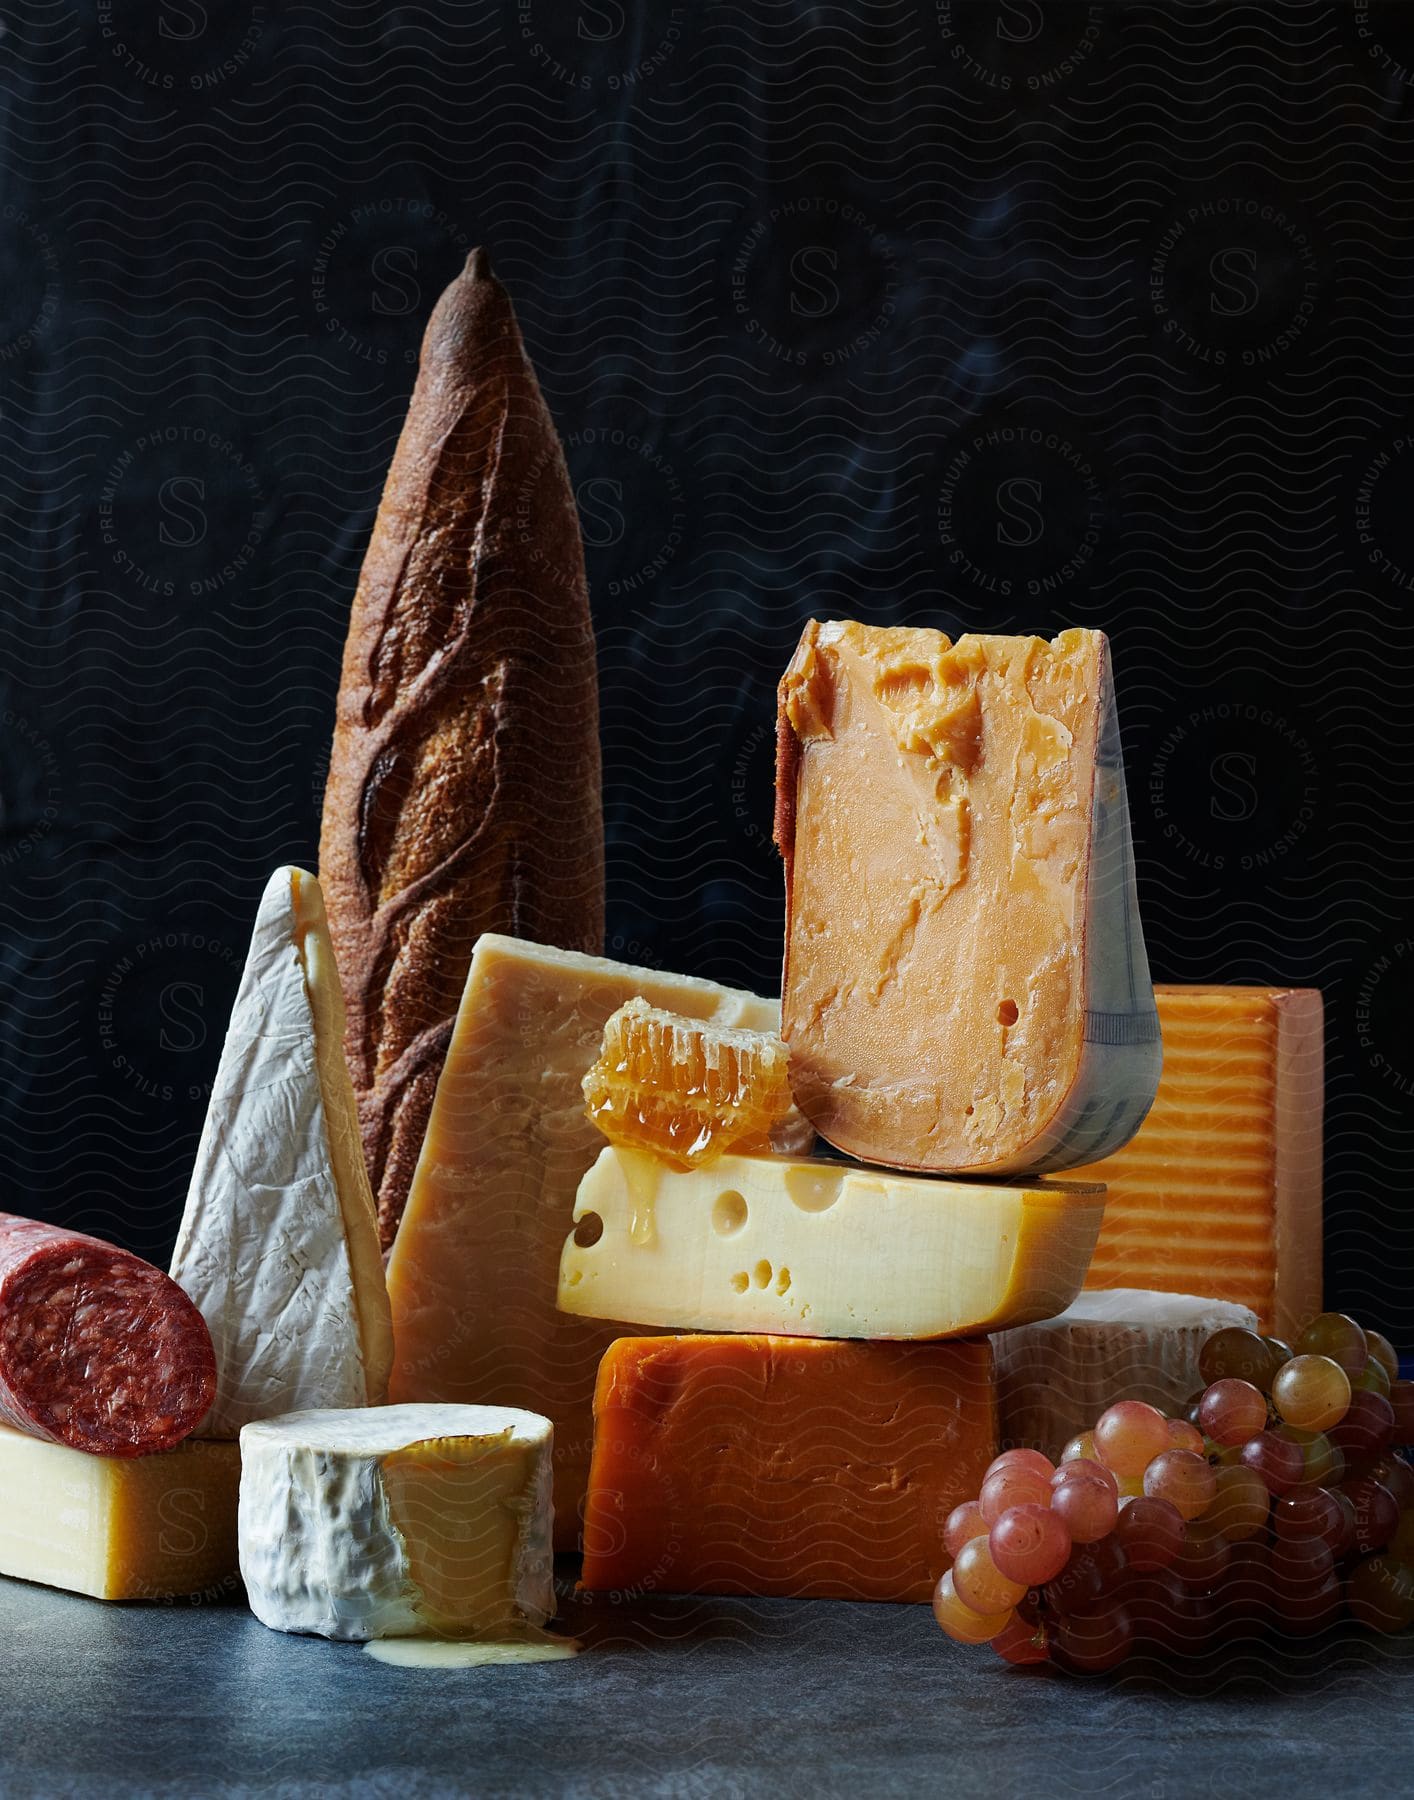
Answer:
xmin=239 ymin=1403 xmax=554 ymax=1642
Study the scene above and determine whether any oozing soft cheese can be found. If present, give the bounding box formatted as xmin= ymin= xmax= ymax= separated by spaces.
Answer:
xmin=580 ymin=1335 xmax=996 ymax=1603
xmin=775 ymin=620 xmax=1160 ymax=1174
xmin=386 ymin=933 xmax=810 ymax=1549
xmin=993 ymin=1288 xmax=1259 ymax=1455
xmin=0 ymin=1423 xmax=239 ymax=1601
xmin=1074 ymin=986 xmax=1323 ymax=1338
xmin=170 ymin=867 xmax=393 ymax=1435
xmin=559 ymin=1146 xmax=1107 ymax=1339
xmin=238 ymin=1405 xmax=553 ymax=1642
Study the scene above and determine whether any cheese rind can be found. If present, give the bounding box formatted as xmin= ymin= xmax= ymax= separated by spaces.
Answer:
xmin=560 ymin=1147 xmax=1107 ymax=1339
xmin=0 ymin=1423 xmax=239 ymax=1601
xmin=1073 ymin=986 xmax=1323 ymax=1338
xmin=238 ymin=1404 xmax=553 ymax=1642
xmin=776 ymin=621 xmax=1160 ymax=1174
xmin=579 ymin=1335 xmax=997 ymax=1602
xmin=386 ymin=933 xmax=802 ymax=1549
xmin=170 ymin=867 xmax=393 ymax=1435
xmin=993 ymin=1288 xmax=1259 ymax=1455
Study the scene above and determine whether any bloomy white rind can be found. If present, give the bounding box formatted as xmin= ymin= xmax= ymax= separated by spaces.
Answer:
xmin=237 ymin=1404 xmax=554 ymax=1643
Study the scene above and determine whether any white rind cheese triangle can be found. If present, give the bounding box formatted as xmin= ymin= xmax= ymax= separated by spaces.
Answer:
xmin=171 ymin=866 xmax=393 ymax=1436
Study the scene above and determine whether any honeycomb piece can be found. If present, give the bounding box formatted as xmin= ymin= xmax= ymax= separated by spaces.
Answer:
xmin=583 ymin=999 xmax=797 ymax=1171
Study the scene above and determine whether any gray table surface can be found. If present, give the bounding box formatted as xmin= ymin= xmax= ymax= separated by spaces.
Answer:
xmin=1 ymin=1569 xmax=1410 ymax=1799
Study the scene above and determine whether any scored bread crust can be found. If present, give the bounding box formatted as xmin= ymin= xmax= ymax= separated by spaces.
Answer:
xmin=319 ymin=248 xmax=604 ymax=1249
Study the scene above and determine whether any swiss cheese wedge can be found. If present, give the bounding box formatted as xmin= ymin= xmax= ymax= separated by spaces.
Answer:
xmin=559 ymin=1147 xmax=1106 ymax=1339
xmin=775 ymin=620 xmax=1160 ymax=1174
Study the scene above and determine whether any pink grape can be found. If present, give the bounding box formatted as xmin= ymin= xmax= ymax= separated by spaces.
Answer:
xmin=1344 ymin=1475 xmax=1399 ymax=1554
xmin=979 ymin=1463 xmax=1052 ymax=1524
xmin=1273 ymin=1573 xmax=1342 ymax=1635
xmin=1365 ymin=1454 xmax=1414 ymax=1513
xmin=1112 ymin=1495 xmax=1184 ymax=1571
xmin=1366 ymin=1330 xmax=1400 ymax=1385
xmin=1328 ymin=1391 xmax=1395 ymax=1462
xmin=991 ymin=1611 xmax=1050 ymax=1665
xmin=989 ymin=1503 xmax=1072 ymax=1586
xmin=1049 ymin=1464 xmax=1119 ymax=1545
xmin=1206 ymin=1464 xmax=1269 ymax=1543
xmin=1271 ymin=1533 xmax=1335 ymax=1594
xmin=1274 ymin=1486 xmax=1345 ymax=1553
xmin=1347 ymin=1554 xmax=1414 ymax=1633
xmin=984 ymin=1447 xmax=1055 ymax=1485
xmin=1094 ymin=1401 xmax=1171 ymax=1478
xmin=943 ymin=1500 xmax=988 ymax=1559
xmin=1239 ymin=1431 xmax=1304 ymax=1496
xmin=1049 ymin=1604 xmax=1134 ymax=1673
xmin=1143 ymin=1449 xmax=1218 ymax=1522
xmin=1166 ymin=1418 xmax=1206 ymax=1456
xmin=1171 ymin=1519 xmax=1232 ymax=1590
xmin=1198 ymin=1378 xmax=1268 ymax=1448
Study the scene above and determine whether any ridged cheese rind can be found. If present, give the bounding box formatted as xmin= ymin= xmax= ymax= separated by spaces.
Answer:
xmin=169 ymin=866 xmax=392 ymax=1435
xmin=238 ymin=1404 xmax=553 ymax=1642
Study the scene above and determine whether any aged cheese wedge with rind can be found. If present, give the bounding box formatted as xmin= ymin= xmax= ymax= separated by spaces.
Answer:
xmin=386 ymin=933 xmax=811 ymax=1550
xmin=1073 ymin=985 xmax=1323 ymax=1338
xmin=993 ymin=1288 xmax=1260 ymax=1456
xmin=170 ymin=866 xmax=393 ymax=1435
xmin=579 ymin=1334 xmax=997 ymax=1602
xmin=559 ymin=1146 xmax=1107 ymax=1339
xmin=238 ymin=1404 xmax=553 ymax=1642
xmin=775 ymin=620 xmax=1161 ymax=1174
xmin=0 ymin=1422 xmax=239 ymax=1601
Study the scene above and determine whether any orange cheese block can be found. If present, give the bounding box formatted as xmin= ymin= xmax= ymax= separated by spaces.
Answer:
xmin=579 ymin=1335 xmax=996 ymax=1603
xmin=1074 ymin=986 xmax=1323 ymax=1339
xmin=775 ymin=620 xmax=1160 ymax=1176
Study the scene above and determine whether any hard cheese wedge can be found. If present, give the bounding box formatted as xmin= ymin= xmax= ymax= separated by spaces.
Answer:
xmin=993 ymin=1288 xmax=1259 ymax=1456
xmin=0 ymin=1423 xmax=239 ymax=1601
xmin=579 ymin=1335 xmax=996 ymax=1602
xmin=239 ymin=1404 xmax=554 ymax=1642
xmin=169 ymin=866 xmax=393 ymax=1435
xmin=386 ymin=933 xmax=810 ymax=1549
xmin=1072 ymin=986 xmax=1323 ymax=1338
xmin=559 ymin=1147 xmax=1107 ymax=1339
xmin=775 ymin=620 xmax=1160 ymax=1174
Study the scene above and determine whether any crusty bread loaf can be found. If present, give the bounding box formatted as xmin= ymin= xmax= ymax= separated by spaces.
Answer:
xmin=319 ymin=248 xmax=604 ymax=1249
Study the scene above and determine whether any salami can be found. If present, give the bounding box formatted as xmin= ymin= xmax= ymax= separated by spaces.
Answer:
xmin=0 ymin=1214 xmax=217 ymax=1456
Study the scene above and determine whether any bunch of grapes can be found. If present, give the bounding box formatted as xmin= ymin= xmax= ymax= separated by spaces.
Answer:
xmin=933 ymin=1312 xmax=1414 ymax=1672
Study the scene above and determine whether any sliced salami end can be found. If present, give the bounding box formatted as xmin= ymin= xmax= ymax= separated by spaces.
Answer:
xmin=0 ymin=1214 xmax=217 ymax=1456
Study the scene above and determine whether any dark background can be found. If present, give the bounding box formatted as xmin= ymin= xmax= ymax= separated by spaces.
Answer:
xmin=1 ymin=2 xmax=1411 ymax=1344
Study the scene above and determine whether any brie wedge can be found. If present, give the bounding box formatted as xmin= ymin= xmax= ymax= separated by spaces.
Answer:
xmin=170 ymin=866 xmax=393 ymax=1436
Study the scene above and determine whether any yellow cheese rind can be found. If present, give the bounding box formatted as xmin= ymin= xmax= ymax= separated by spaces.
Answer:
xmin=559 ymin=1148 xmax=1107 ymax=1339
xmin=0 ymin=1424 xmax=240 ymax=1602
xmin=776 ymin=620 xmax=1161 ymax=1175
xmin=1076 ymin=985 xmax=1323 ymax=1338
xmin=386 ymin=933 xmax=797 ymax=1550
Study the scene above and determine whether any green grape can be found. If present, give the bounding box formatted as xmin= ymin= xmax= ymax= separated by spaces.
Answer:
xmin=1199 ymin=1327 xmax=1277 ymax=1389
xmin=1059 ymin=1430 xmax=1098 ymax=1465
xmin=1294 ymin=1311 xmax=1368 ymax=1377
xmin=1365 ymin=1329 xmax=1400 ymax=1385
xmin=1206 ymin=1463 xmax=1270 ymax=1542
xmin=1275 ymin=1425 xmax=1343 ymax=1490
xmin=932 ymin=1570 xmax=1012 ymax=1644
xmin=1391 ymin=1381 xmax=1414 ymax=1445
xmin=1389 ymin=1506 xmax=1414 ymax=1568
xmin=952 ymin=1535 xmax=1028 ymax=1614
xmin=1352 ymin=1359 xmax=1391 ymax=1399
xmin=1272 ymin=1354 xmax=1351 ymax=1433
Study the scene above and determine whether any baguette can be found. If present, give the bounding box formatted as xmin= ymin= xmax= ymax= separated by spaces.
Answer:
xmin=319 ymin=248 xmax=604 ymax=1250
